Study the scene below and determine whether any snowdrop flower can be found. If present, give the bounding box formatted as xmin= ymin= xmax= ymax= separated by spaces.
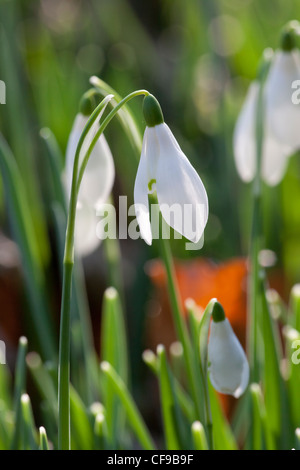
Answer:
xmin=233 ymin=79 xmax=292 ymax=186
xmin=234 ymin=26 xmax=300 ymax=187
xmin=65 ymin=92 xmax=115 ymax=256
xmin=134 ymin=94 xmax=208 ymax=245
xmin=265 ymin=28 xmax=300 ymax=149
xmin=208 ymin=301 xmax=249 ymax=398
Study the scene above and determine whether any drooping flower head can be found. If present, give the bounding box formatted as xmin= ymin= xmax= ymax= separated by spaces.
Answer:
xmin=65 ymin=91 xmax=115 ymax=256
xmin=265 ymin=22 xmax=300 ymax=149
xmin=134 ymin=94 xmax=209 ymax=245
xmin=233 ymin=23 xmax=300 ymax=186
xmin=208 ymin=301 xmax=249 ymax=398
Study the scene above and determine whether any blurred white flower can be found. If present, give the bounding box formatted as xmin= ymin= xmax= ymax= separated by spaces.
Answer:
xmin=233 ymin=80 xmax=292 ymax=186
xmin=134 ymin=95 xmax=209 ymax=245
xmin=208 ymin=303 xmax=249 ymax=398
xmin=265 ymin=49 xmax=300 ymax=149
xmin=65 ymin=95 xmax=115 ymax=257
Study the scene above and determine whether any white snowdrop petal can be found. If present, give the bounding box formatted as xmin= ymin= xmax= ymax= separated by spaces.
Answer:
xmin=79 ymin=134 xmax=115 ymax=208
xmin=208 ymin=319 xmax=249 ymax=397
xmin=134 ymin=130 xmax=152 ymax=245
xmin=155 ymin=123 xmax=208 ymax=243
xmin=261 ymin=130 xmax=291 ymax=186
xmin=233 ymin=82 xmax=258 ymax=183
xmin=65 ymin=94 xmax=114 ymax=196
xmin=265 ymin=50 xmax=300 ymax=149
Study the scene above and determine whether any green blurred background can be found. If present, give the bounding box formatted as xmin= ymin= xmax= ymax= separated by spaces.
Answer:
xmin=0 ymin=0 xmax=300 ymax=412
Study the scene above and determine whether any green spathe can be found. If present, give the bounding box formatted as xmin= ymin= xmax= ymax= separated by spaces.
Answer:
xmin=107 ymin=455 xmax=142 ymax=467
xmin=212 ymin=301 xmax=226 ymax=323
xmin=79 ymin=89 xmax=102 ymax=116
xmin=280 ymin=21 xmax=300 ymax=52
xmin=143 ymin=94 xmax=164 ymax=127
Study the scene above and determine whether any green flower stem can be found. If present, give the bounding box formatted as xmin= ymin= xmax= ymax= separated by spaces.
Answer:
xmin=155 ymin=211 xmax=204 ymax=423
xmin=58 ymin=90 xmax=149 ymax=450
xmin=76 ymin=89 xmax=149 ymax=195
xmin=248 ymin=75 xmax=265 ymax=382
xmin=58 ymin=260 xmax=73 ymax=449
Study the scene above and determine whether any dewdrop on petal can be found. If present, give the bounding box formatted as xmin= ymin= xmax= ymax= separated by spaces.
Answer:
xmin=65 ymin=90 xmax=115 ymax=257
xmin=134 ymin=94 xmax=208 ymax=246
xmin=208 ymin=301 xmax=249 ymax=398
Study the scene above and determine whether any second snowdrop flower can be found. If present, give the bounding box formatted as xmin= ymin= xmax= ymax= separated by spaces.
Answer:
xmin=265 ymin=25 xmax=300 ymax=149
xmin=134 ymin=95 xmax=208 ymax=246
xmin=233 ymin=78 xmax=292 ymax=186
xmin=65 ymin=92 xmax=115 ymax=256
xmin=208 ymin=301 xmax=249 ymax=398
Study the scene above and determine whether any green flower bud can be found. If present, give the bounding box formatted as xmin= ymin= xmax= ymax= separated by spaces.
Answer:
xmin=143 ymin=94 xmax=164 ymax=127
xmin=212 ymin=301 xmax=226 ymax=323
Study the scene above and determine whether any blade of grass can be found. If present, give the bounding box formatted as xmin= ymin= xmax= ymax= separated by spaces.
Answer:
xmin=94 ymin=412 xmax=108 ymax=450
xmin=0 ymin=135 xmax=56 ymax=360
xmin=70 ymin=387 xmax=94 ymax=450
xmin=187 ymin=298 xmax=215 ymax=448
xmin=259 ymin=272 xmax=284 ymax=443
xmin=142 ymin=349 xmax=195 ymax=423
xmin=0 ymin=9 xmax=50 ymax=266
xmin=157 ymin=344 xmax=188 ymax=450
xmin=39 ymin=426 xmax=49 ymax=450
xmin=11 ymin=336 xmax=28 ymax=449
xmin=208 ymin=380 xmax=238 ymax=450
xmin=100 ymin=362 xmax=155 ymax=450
xmin=289 ymin=284 xmax=300 ymax=338
xmin=26 ymin=352 xmax=58 ymax=422
xmin=250 ymin=383 xmax=275 ymax=450
xmin=101 ymin=287 xmax=128 ymax=448
xmin=191 ymin=421 xmax=209 ymax=450
xmin=19 ymin=394 xmax=37 ymax=450
xmin=90 ymin=76 xmax=142 ymax=160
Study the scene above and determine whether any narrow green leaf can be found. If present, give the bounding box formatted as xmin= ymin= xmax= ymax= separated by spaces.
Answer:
xmin=100 ymin=362 xmax=155 ymax=450
xmin=19 ymin=394 xmax=37 ymax=450
xmin=0 ymin=135 xmax=56 ymax=360
xmin=94 ymin=412 xmax=108 ymax=450
xmin=101 ymin=287 xmax=128 ymax=446
xmin=157 ymin=345 xmax=188 ymax=450
xmin=191 ymin=421 xmax=209 ymax=450
xmin=208 ymin=380 xmax=238 ymax=450
xmin=259 ymin=273 xmax=283 ymax=439
xmin=283 ymin=326 xmax=300 ymax=429
xmin=89 ymin=76 xmax=142 ymax=159
xmin=39 ymin=426 xmax=49 ymax=450
xmin=250 ymin=383 xmax=275 ymax=450
xmin=142 ymin=349 xmax=194 ymax=423
xmin=11 ymin=336 xmax=28 ymax=449
xmin=70 ymin=387 xmax=94 ymax=450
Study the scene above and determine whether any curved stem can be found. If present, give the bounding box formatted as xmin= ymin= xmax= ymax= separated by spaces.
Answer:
xmin=58 ymin=89 xmax=149 ymax=450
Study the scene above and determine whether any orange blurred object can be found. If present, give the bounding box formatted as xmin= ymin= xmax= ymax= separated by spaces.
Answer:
xmin=145 ymin=255 xmax=286 ymax=418
xmin=145 ymin=257 xmax=248 ymax=418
